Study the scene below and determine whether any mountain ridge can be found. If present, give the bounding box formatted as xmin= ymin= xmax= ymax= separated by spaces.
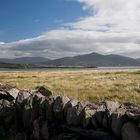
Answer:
xmin=44 ymin=52 xmax=140 ymax=66
xmin=0 ymin=57 xmax=50 ymax=64
xmin=0 ymin=53 xmax=140 ymax=66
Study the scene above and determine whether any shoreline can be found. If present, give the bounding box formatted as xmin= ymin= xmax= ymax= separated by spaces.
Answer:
xmin=0 ymin=66 xmax=140 ymax=72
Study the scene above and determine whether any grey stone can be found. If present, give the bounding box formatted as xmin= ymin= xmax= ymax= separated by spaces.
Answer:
xmin=82 ymin=104 xmax=97 ymax=128
xmin=102 ymin=112 xmax=109 ymax=130
xmin=32 ymin=93 xmax=44 ymax=121
xmin=0 ymin=126 xmax=5 ymax=136
xmin=66 ymin=102 xmax=85 ymax=126
xmin=53 ymin=96 xmax=70 ymax=121
xmin=111 ymin=108 xmax=126 ymax=137
xmin=64 ymin=99 xmax=78 ymax=116
xmin=125 ymin=110 xmax=140 ymax=122
xmin=16 ymin=90 xmax=31 ymax=104
xmin=7 ymin=88 xmax=20 ymax=100
xmin=15 ymin=92 xmax=31 ymax=131
xmin=138 ymin=120 xmax=140 ymax=128
xmin=0 ymin=91 xmax=14 ymax=101
xmin=33 ymin=119 xmax=40 ymax=140
xmin=0 ymin=85 xmax=20 ymax=101
xmin=36 ymin=86 xmax=52 ymax=97
xmin=91 ymin=115 xmax=99 ymax=129
xmin=41 ymin=121 xmax=49 ymax=140
xmin=40 ymin=96 xmax=54 ymax=122
xmin=1 ymin=84 xmax=140 ymax=140
xmin=95 ymin=104 xmax=106 ymax=126
xmin=15 ymin=133 xmax=27 ymax=140
xmin=121 ymin=122 xmax=140 ymax=140
xmin=105 ymin=101 xmax=120 ymax=116
xmin=0 ymin=91 xmax=8 ymax=98
xmin=96 ymin=101 xmax=120 ymax=129
xmin=22 ymin=96 xmax=33 ymax=132
xmin=0 ymin=99 xmax=10 ymax=109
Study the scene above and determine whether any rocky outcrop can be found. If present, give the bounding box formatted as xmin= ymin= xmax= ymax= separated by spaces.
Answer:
xmin=0 ymin=84 xmax=140 ymax=140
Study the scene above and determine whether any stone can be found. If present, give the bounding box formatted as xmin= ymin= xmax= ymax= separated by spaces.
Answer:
xmin=102 ymin=111 xmax=109 ymax=130
xmin=15 ymin=133 xmax=27 ymax=140
xmin=105 ymin=101 xmax=120 ymax=116
xmin=95 ymin=104 xmax=106 ymax=127
xmin=15 ymin=91 xmax=31 ymax=131
xmin=40 ymin=96 xmax=54 ymax=122
xmin=61 ymin=125 xmax=119 ymax=140
xmin=138 ymin=120 xmax=140 ymax=128
xmin=33 ymin=119 xmax=40 ymax=140
xmin=36 ymin=86 xmax=52 ymax=97
xmin=7 ymin=88 xmax=20 ymax=100
xmin=0 ymin=84 xmax=13 ymax=92
xmin=82 ymin=104 xmax=97 ymax=128
xmin=121 ymin=122 xmax=140 ymax=140
xmin=111 ymin=108 xmax=126 ymax=137
xmin=0 ymin=126 xmax=5 ymax=136
xmin=0 ymin=91 xmax=8 ymax=99
xmin=64 ymin=99 xmax=78 ymax=116
xmin=16 ymin=90 xmax=31 ymax=104
xmin=66 ymin=102 xmax=85 ymax=126
xmin=91 ymin=115 xmax=99 ymax=129
xmin=0 ymin=100 xmax=14 ymax=131
xmin=0 ymin=99 xmax=10 ymax=109
xmin=22 ymin=96 xmax=33 ymax=133
xmin=0 ymin=84 xmax=18 ymax=101
xmin=0 ymin=91 xmax=14 ymax=101
xmin=104 ymin=101 xmax=120 ymax=129
xmin=32 ymin=93 xmax=44 ymax=121
xmin=53 ymin=96 xmax=70 ymax=121
xmin=41 ymin=121 xmax=49 ymax=140
xmin=4 ymin=113 xmax=15 ymax=131
xmin=1 ymin=84 xmax=140 ymax=140
xmin=96 ymin=101 xmax=120 ymax=129
xmin=122 ymin=102 xmax=140 ymax=110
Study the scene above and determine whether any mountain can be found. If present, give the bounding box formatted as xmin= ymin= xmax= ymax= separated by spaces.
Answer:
xmin=44 ymin=52 xmax=140 ymax=66
xmin=0 ymin=57 xmax=50 ymax=64
xmin=0 ymin=53 xmax=139 ymax=67
xmin=0 ymin=62 xmax=30 ymax=69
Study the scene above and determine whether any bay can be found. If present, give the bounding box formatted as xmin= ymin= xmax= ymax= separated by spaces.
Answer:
xmin=0 ymin=66 xmax=140 ymax=72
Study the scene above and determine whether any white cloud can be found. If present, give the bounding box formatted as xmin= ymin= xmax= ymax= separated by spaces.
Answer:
xmin=0 ymin=0 xmax=140 ymax=58
xmin=69 ymin=0 xmax=140 ymax=32
xmin=0 ymin=42 xmax=5 ymax=45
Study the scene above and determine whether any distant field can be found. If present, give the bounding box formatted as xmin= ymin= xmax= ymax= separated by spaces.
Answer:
xmin=0 ymin=69 xmax=140 ymax=104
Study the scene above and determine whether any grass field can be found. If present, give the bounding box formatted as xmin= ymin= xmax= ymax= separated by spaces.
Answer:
xmin=0 ymin=69 xmax=140 ymax=104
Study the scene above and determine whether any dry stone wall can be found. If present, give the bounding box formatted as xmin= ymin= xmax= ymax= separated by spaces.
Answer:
xmin=0 ymin=84 xmax=140 ymax=140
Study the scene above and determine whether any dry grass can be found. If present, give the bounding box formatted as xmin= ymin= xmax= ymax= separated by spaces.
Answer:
xmin=0 ymin=69 xmax=140 ymax=104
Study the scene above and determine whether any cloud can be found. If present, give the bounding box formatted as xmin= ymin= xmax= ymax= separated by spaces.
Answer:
xmin=0 ymin=0 xmax=140 ymax=58
xmin=0 ymin=42 xmax=5 ymax=45
xmin=69 ymin=0 xmax=140 ymax=32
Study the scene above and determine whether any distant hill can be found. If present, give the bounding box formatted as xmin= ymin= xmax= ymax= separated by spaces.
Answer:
xmin=0 ymin=57 xmax=50 ymax=64
xmin=0 ymin=53 xmax=140 ymax=67
xmin=44 ymin=52 xmax=140 ymax=66
xmin=0 ymin=62 xmax=30 ymax=69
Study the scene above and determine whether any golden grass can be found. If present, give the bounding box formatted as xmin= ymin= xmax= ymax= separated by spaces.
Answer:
xmin=0 ymin=69 xmax=140 ymax=104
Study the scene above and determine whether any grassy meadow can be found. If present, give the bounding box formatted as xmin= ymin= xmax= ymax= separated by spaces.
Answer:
xmin=0 ymin=69 xmax=140 ymax=104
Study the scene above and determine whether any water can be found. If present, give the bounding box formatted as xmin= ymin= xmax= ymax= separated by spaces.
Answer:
xmin=0 ymin=66 xmax=140 ymax=72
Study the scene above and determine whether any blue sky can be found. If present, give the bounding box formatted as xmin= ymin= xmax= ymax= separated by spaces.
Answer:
xmin=0 ymin=0 xmax=88 ymax=42
xmin=0 ymin=0 xmax=140 ymax=58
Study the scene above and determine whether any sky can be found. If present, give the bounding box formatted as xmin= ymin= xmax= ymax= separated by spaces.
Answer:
xmin=0 ymin=0 xmax=140 ymax=59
